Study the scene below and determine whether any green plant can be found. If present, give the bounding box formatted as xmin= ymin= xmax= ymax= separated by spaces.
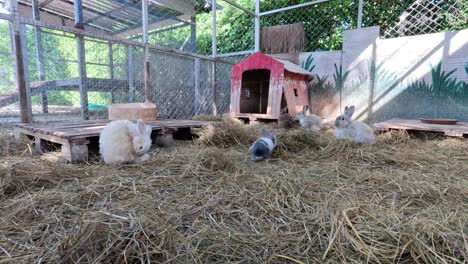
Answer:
xmin=429 ymin=61 xmax=461 ymax=96
xmin=301 ymin=54 xmax=315 ymax=72
xmin=368 ymin=60 xmax=400 ymax=89
xmin=405 ymin=79 xmax=431 ymax=94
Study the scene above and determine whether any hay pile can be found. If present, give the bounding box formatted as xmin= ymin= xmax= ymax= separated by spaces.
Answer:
xmin=0 ymin=118 xmax=467 ymax=263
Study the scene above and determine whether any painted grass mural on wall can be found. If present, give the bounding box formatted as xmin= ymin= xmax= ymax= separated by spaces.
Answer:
xmin=301 ymin=52 xmax=468 ymax=121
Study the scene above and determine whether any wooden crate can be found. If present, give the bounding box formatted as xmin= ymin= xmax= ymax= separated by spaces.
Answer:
xmin=15 ymin=119 xmax=210 ymax=163
xmin=373 ymin=118 xmax=468 ymax=137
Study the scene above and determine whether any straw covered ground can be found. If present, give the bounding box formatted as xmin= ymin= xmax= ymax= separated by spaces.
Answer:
xmin=0 ymin=117 xmax=467 ymax=263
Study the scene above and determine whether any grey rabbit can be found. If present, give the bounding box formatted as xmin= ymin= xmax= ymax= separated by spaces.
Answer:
xmin=249 ymin=128 xmax=277 ymax=161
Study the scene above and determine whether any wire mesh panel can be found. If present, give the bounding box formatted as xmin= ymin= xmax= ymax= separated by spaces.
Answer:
xmin=363 ymin=0 xmax=468 ymax=38
xmin=260 ymin=0 xmax=359 ymax=51
xmin=0 ymin=20 xmax=16 ymax=123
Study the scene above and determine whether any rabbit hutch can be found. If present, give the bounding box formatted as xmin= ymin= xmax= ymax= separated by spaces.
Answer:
xmin=230 ymin=52 xmax=314 ymax=122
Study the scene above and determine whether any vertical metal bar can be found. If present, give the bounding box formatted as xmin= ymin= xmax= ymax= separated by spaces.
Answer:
xmin=211 ymin=0 xmax=217 ymax=57
xmin=254 ymin=0 xmax=260 ymax=52
xmin=108 ymin=42 xmax=115 ymax=103
xmin=194 ymin=58 xmax=200 ymax=114
xmin=32 ymin=0 xmax=48 ymax=113
xmin=211 ymin=0 xmax=217 ymax=115
xmin=357 ymin=0 xmax=363 ymax=28
xmin=190 ymin=15 xmax=197 ymax=52
xmin=10 ymin=0 xmax=32 ymax=123
xmin=142 ymin=0 xmax=151 ymax=103
xmin=127 ymin=45 xmax=134 ymax=102
xmin=212 ymin=61 xmax=217 ymax=115
xmin=74 ymin=0 xmax=88 ymax=119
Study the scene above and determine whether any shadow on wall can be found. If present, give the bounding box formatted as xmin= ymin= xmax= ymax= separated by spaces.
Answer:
xmin=373 ymin=60 xmax=468 ymax=121
xmin=300 ymin=29 xmax=468 ymax=123
xmin=303 ymin=55 xmax=348 ymax=120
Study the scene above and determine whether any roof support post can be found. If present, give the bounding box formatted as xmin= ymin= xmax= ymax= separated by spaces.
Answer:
xmin=32 ymin=0 xmax=48 ymax=113
xmin=10 ymin=0 xmax=32 ymax=123
xmin=74 ymin=0 xmax=89 ymax=120
xmin=142 ymin=0 xmax=152 ymax=103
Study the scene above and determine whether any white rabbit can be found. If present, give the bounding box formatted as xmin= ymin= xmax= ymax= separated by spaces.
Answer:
xmin=334 ymin=105 xmax=376 ymax=145
xmin=99 ymin=119 xmax=153 ymax=164
xmin=295 ymin=105 xmax=322 ymax=132
xmin=249 ymin=128 xmax=277 ymax=161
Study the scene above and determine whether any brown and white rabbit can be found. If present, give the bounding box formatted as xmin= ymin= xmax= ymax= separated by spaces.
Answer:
xmin=334 ymin=105 xmax=376 ymax=145
xmin=295 ymin=105 xmax=322 ymax=132
xmin=278 ymin=107 xmax=296 ymax=129
xmin=99 ymin=119 xmax=152 ymax=164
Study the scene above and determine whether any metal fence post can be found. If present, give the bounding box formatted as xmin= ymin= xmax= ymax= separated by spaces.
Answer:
xmin=142 ymin=0 xmax=152 ymax=103
xmin=357 ymin=0 xmax=363 ymax=28
xmin=127 ymin=45 xmax=134 ymax=102
xmin=254 ymin=0 xmax=260 ymax=52
xmin=10 ymin=0 xmax=32 ymax=123
xmin=194 ymin=58 xmax=200 ymax=115
xmin=32 ymin=0 xmax=48 ymax=113
xmin=108 ymin=42 xmax=115 ymax=103
xmin=190 ymin=16 xmax=197 ymax=52
xmin=74 ymin=0 xmax=89 ymax=120
xmin=211 ymin=0 xmax=217 ymax=115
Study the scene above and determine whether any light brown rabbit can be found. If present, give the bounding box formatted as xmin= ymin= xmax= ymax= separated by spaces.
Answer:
xmin=278 ymin=107 xmax=296 ymax=129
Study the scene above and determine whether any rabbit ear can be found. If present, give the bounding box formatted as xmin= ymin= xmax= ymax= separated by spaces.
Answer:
xmin=145 ymin=124 xmax=152 ymax=136
xmin=137 ymin=119 xmax=146 ymax=135
xmin=303 ymin=105 xmax=309 ymax=112
xmin=261 ymin=128 xmax=269 ymax=137
xmin=345 ymin=105 xmax=355 ymax=118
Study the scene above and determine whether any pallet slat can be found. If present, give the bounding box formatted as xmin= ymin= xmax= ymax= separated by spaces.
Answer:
xmin=16 ymin=119 xmax=210 ymax=140
xmin=374 ymin=118 xmax=468 ymax=137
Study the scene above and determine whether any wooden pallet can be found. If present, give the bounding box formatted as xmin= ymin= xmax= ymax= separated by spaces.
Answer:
xmin=373 ymin=118 xmax=468 ymax=137
xmin=15 ymin=119 xmax=210 ymax=163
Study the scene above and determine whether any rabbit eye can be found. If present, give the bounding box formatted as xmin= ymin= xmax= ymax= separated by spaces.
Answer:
xmin=139 ymin=146 xmax=143 ymax=150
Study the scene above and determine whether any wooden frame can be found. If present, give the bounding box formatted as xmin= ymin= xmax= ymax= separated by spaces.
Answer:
xmin=16 ymin=119 xmax=210 ymax=163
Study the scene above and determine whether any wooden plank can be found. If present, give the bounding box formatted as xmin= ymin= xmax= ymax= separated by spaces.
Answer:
xmin=15 ymin=127 xmax=70 ymax=144
xmin=11 ymin=0 xmax=33 ymax=123
xmin=61 ymin=140 xmax=89 ymax=163
xmin=373 ymin=119 xmax=468 ymax=137
xmin=15 ymin=120 xmax=211 ymax=141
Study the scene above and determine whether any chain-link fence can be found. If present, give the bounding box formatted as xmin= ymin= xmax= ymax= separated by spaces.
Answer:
xmin=0 ymin=0 xmax=467 ymax=123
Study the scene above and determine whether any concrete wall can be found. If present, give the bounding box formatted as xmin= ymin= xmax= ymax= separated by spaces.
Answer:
xmin=298 ymin=26 xmax=468 ymax=122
